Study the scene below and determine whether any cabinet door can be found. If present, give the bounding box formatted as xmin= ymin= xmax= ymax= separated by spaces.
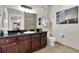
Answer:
xmin=18 ymin=35 xmax=31 ymax=53
xmin=41 ymin=32 xmax=47 ymax=47
xmin=18 ymin=39 xmax=31 ymax=53
xmin=1 ymin=43 xmax=18 ymax=53
xmin=31 ymin=34 xmax=40 ymax=51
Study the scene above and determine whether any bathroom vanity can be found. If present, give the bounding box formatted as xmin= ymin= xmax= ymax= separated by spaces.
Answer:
xmin=0 ymin=31 xmax=47 ymax=53
xmin=0 ymin=6 xmax=47 ymax=53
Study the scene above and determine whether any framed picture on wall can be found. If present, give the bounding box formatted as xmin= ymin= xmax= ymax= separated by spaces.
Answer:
xmin=56 ymin=6 xmax=78 ymax=24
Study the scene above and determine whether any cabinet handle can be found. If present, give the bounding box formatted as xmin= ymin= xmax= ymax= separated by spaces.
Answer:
xmin=1 ymin=43 xmax=16 ymax=47
xmin=14 ymin=43 xmax=16 ymax=45
xmin=9 ymin=43 xmax=16 ymax=46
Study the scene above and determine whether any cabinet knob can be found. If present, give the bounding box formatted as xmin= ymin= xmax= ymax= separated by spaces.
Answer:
xmin=6 ymin=40 xmax=9 ymax=42
xmin=32 ymin=39 xmax=33 ymax=40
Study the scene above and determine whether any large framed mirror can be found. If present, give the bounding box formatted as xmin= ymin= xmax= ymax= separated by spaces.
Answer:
xmin=8 ymin=8 xmax=24 ymax=30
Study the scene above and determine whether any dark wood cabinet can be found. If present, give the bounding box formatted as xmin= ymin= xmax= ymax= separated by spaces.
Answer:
xmin=1 ymin=43 xmax=18 ymax=53
xmin=0 ymin=32 xmax=47 ymax=53
xmin=0 ymin=37 xmax=18 ymax=53
xmin=41 ymin=32 xmax=47 ymax=48
xmin=18 ymin=40 xmax=31 ymax=53
xmin=18 ymin=35 xmax=31 ymax=53
xmin=31 ymin=34 xmax=40 ymax=51
xmin=0 ymin=37 xmax=16 ymax=45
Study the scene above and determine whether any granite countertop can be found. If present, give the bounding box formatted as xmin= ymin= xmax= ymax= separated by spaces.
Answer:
xmin=0 ymin=31 xmax=47 ymax=39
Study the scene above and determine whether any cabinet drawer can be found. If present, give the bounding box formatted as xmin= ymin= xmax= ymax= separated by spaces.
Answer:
xmin=31 ymin=34 xmax=40 ymax=37
xmin=0 ymin=37 xmax=16 ymax=45
xmin=41 ymin=33 xmax=47 ymax=37
xmin=18 ymin=35 xmax=30 ymax=41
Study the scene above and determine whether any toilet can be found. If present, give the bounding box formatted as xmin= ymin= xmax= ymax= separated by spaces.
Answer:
xmin=47 ymin=37 xmax=56 ymax=46
xmin=47 ymin=33 xmax=56 ymax=47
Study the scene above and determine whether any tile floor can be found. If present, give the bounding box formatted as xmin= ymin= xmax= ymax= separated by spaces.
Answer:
xmin=35 ymin=43 xmax=79 ymax=53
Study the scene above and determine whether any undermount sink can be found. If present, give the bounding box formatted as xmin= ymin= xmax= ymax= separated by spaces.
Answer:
xmin=23 ymin=31 xmax=36 ymax=34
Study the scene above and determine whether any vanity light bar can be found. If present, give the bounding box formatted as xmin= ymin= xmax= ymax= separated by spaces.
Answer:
xmin=21 ymin=5 xmax=32 ymax=9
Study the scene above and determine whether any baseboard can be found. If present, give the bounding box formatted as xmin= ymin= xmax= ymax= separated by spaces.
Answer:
xmin=56 ymin=41 xmax=79 ymax=52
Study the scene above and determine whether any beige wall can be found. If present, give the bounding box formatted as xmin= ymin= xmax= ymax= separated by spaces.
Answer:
xmin=50 ymin=5 xmax=79 ymax=50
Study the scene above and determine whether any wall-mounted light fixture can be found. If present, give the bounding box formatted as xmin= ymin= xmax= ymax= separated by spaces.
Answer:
xmin=20 ymin=5 xmax=35 ymax=13
xmin=21 ymin=5 xmax=32 ymax=10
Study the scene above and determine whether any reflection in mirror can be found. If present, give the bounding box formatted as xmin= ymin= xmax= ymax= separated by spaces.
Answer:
xmin=10 ymin=14 xmax=22 ymax=30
